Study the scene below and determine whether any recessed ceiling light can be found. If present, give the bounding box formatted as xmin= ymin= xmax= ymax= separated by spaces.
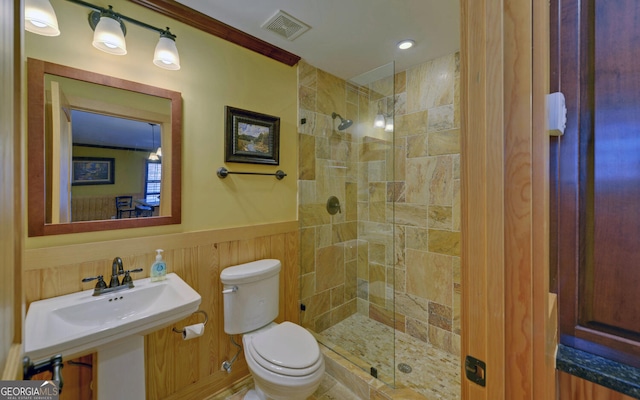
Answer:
xmin=397 ymin=39 xmax=415 ymax=50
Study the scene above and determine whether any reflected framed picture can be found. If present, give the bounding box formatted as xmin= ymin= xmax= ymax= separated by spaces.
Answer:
xmin=72 ymin=157 xmax=115 ymax=185
xmin=225 ymin=106 xmax=280 ymax=165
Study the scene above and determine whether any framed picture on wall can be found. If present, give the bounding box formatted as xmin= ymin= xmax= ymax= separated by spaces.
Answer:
xmin=224 ymin=106 xmax=280 ymax=165
xmin=72 ymin=157 xmax=115 ymax=185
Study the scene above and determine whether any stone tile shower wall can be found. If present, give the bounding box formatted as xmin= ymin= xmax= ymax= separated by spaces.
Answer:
xmin=298 ymin=52 xmax=461 ymax=357
xmin=392 ymin=53 xmax=461 ymax=356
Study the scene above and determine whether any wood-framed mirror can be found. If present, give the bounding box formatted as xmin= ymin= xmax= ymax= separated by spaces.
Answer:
xmin=27 ymin=58 xmax=182 ymax=236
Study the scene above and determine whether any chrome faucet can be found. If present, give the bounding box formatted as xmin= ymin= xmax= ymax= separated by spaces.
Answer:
xmin=81 ymin=257 xmax=143 ymax=296
xmin=110 ymin=257 xmax=124 ymax=287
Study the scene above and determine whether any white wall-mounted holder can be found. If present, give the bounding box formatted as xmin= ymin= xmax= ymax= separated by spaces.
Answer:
xmin=547 ymin=92 xmax=567 ymax=136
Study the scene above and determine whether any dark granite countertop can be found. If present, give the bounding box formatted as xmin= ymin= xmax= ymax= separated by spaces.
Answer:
xmin=556 ymin=344 xmax=640 ymax=399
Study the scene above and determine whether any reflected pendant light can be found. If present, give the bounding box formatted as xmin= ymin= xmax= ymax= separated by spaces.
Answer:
xmin=153 ymin=30 xmax=180 ymax=70
xmin=91 ymin=8 xmax=127 ymax=55
xmin=25 ymin=0 xmax=60 ymax=36
xmin=148 ymin=123 xmax=159 ymax=160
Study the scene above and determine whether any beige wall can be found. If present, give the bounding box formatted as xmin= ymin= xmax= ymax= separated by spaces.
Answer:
xmin=298 ymin=52 xmax=461 ymax=357
xmin=71 ymin=146 xmax=147 ymax=197
xmin=25 ymin=0 xmax=298 ymax=249
xmin=21 ymin=0 xmax=300 ymax=394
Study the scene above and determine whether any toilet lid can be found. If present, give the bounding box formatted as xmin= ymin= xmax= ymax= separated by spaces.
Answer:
xmin=252 ymin=321 xmax=320 ymax=369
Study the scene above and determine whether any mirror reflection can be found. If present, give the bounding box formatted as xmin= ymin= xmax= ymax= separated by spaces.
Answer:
xmin=69 ymin=111 xmax=163 ymax=222
xmin=28 ymin=58 xmax=182 ymax=236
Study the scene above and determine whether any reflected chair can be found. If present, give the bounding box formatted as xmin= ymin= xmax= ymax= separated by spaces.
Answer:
xmin=115 ymin=196 xmax=135 ymax=219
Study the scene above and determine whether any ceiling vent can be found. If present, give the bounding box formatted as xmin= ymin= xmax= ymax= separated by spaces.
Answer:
xmin=261 ymin=10 xmax=310 ymax=41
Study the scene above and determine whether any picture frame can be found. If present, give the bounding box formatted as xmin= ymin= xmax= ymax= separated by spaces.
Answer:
xmin=225 ymin=106 xmax=280 ymax=165
xmin=72 ymin=157 xmax=115 ymax=185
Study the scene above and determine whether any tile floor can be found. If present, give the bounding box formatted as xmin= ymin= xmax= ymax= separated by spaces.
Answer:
xmin=213 ymin=314 xmax=460 ymax=400
xmin=211 ymin=374 xmax=363 ymax=400
xmin=319 ymin=314 xmax=460 ymax=400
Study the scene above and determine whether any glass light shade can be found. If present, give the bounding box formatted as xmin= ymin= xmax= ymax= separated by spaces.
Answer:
xmin=25 ymin=0 xmax=60 ymax=36
xmin=384 ymin=117 xmax=394 ymax=132
xmin=153 ymin=36 xmax=180 ymax=70
xmin=92 ymin=16 xmax=127 ymax=55
xmin=155 ymin=147 xmax=162 ymax=157
xmin=374 ymin=114 xmax=386 ymax=128
xmin=148 ymin=152 xmax=159 ymax=161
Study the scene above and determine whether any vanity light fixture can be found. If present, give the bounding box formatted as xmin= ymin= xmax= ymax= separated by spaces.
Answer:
xmin=91 ymin=6 xmax=127 ymax=55
xmin=374 ymin=101 xmax=386 ymax=128
xmin=384 ymin=116 xmax=394 ymax=132
xmin=153 ymin=31 xmax=181 ymax=70
xmin=373 ymin=113 xmax=394 ymax=132
xmin=24 ymin=0 xmax=60 ymax=36
xmin=397 ymin=39 xmax=415 ymax=50
xmin=374 ymin=113 xmax=386 ymax=128
xmin=26 ymin=0 xmax=181 ymax=70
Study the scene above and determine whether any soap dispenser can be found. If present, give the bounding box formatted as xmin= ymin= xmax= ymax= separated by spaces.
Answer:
xmin=150 ymin=249 xmax=166 ymax=282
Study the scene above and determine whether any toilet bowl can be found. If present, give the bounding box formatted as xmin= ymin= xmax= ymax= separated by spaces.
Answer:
xmin=220 ymin=259 xmax=325 ymax=400
xmin=242 ymin=322 xmax=324 ymax=400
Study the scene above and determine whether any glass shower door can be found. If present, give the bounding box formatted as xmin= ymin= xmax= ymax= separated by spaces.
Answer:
xmin=298 ymin=61 xmax=396 ymax=386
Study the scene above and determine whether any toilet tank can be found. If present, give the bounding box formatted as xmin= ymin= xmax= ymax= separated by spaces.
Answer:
xmin=220 ymin=259 xmax=281 ymax=334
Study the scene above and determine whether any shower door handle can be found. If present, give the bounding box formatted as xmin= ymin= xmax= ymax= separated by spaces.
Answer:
xmin=464 ymin=355 xmax=486 ymax=387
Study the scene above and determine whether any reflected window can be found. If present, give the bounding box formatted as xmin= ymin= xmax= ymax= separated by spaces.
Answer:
xmin=145 ymin=161 xmax=161 ymax=202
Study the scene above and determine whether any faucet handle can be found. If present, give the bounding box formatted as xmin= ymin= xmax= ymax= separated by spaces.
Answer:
xmin=82 ymin=275 xmax=107 ymax=290
xmin=121 ymin=268 xmax=144 ymax=285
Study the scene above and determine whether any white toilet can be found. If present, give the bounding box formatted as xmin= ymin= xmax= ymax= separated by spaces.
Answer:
xmin=221 ymin=259 xmax=325 ymax=400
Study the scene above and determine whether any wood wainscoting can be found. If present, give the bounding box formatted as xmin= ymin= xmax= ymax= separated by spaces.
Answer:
xmin=71 ymin=195 xmax=116 ymax=221
xmin=23 ymin=221 xmax=300 ymax=400
xmin=71 ymin=193 xmax=149 ymax=222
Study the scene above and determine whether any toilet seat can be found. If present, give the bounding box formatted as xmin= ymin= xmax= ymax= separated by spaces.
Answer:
xmin=246 ymin=342 xmax=323 ymax=377
xmin=246 ymin=322 xmax=322 ymax=377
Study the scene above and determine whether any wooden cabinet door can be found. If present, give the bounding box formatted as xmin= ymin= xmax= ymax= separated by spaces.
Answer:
xmin=589 ymin=0 xmax=640 ymax=337
xmin=554 ymin=0 xmax=640 ymax=365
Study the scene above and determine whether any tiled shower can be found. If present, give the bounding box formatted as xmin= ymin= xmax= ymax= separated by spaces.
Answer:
xmin=298 ymin=52 xmax=461 ymax=397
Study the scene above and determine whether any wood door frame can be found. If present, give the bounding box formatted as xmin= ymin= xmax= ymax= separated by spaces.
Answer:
xmin=1 ymin=0 xmax=24 ymax=380
xmin=460 ymin=0 xmax=556 ymax=398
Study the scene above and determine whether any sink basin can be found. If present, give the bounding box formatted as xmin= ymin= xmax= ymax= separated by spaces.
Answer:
xmin=24 ymin=272 xmax=201 ymax=361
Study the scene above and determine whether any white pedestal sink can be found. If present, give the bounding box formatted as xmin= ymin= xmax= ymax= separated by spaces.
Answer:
xmin=24 ymin=273 xmax=201 ymax=399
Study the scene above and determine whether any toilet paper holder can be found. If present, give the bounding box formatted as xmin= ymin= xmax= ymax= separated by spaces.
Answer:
xmin=172 ymin=310 xmax=208 ymax=334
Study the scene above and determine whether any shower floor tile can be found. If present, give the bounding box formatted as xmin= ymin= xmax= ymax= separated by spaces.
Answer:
xmin=319 ymin=313 xmax=461 ymax=400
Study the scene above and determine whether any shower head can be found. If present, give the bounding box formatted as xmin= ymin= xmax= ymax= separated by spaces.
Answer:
xmin=331 ymin=112 xmax=353 ymax=131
